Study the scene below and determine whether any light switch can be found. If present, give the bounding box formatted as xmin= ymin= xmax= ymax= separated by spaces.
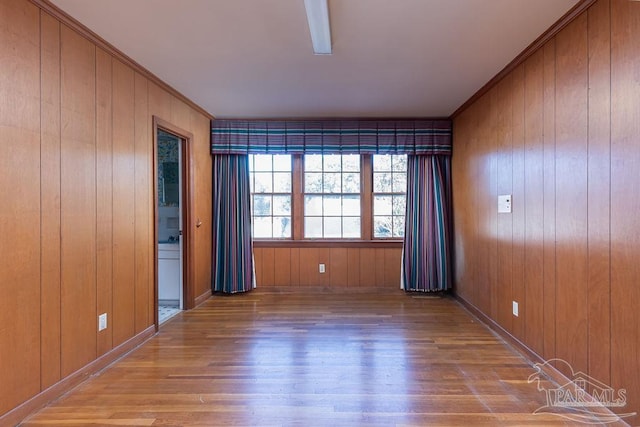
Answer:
xmin=498 ymin=195 xmax=512 ymax=213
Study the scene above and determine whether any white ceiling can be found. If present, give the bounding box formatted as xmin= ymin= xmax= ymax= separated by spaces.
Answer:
xmin=51 ymin=0 xmax=579 ymax=118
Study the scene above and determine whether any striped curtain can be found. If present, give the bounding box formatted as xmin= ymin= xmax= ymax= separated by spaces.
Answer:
xmin=212 ymin=155 xmax=255 ymax=293
xmin=402 ymin=155 xmax=452 ymax=292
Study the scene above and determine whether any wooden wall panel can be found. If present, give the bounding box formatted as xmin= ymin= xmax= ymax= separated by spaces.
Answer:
xmin=495 ymin=74 xmax=514 ymax=333
xmin=96 ymin=47 xmax=114 ymax=357
xmin=40 ymin=10 xmax=62 ymax=389
xmin=134 ymin=72 xmax=150 ymax=333
xmin=359 ymin=248 xmax=377 ymax=287
xmin=0 ymin=0 xmax=41 ymax=414
xmin=0 ymin=0 xmax=213 ymax=420
xmin=453 ymin=1 xmax=640 ymax=421
xmin=611 ymin=0 xmax=640 ymax=422
xmin=541 ymin=39 xmax=557 ymax=362
xmin=60 ymin=25 xmax=97 ymax=377
xmin=554 ymin=14 xmax=589 ymax=376
xmin=261 ymin=248 xmax=275 ymax=286
xmin=273 ymin=248 xmax=291 ymax=286
xmin=523 ymin=50 xmax=544 ymax=356
xmin=586 ymin=0 xmax=611 ymax=386
xmin=510 ymin=64 xmax=525 ymax=342
xmin=111 ymin=59 xmax=136 ymax=346
xmin=253 ymin=247 xmax=402 ymax=289
xmin=329 ymin=248 xmax=348 ymax=287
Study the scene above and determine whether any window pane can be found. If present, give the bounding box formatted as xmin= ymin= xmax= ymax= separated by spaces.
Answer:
xmin=373 ymin=172 xmax=392 ymax=192
xmin=304 ymin=195 xmax=322 ymax=216
xmin=392 ymin=155 xmax=407 ymax=171
xmin=343 ymin=196 xmax=360 ymax=216
xmin=252 ymin=195 xmax=271 ymax=216
xmin=342 ymin=172 xmax=360 ymax=193
xmin=323 ymin=173 xmax=341 ymax=193
xmin=393 ymin=216 xmax=405 ymax=238
xmin=273 ymin=216 xmax=291 ymax=238
xmin=323 ymin=217 xmax=342 ymax=238
xmin=273 ymin=155 xmax=291 ymax=171
xmin=373 ymin=155 xmax=391 ymax=171
xmin=374 ymin=216 xmax=393 ymax=238
xmin=393 ymin=195 xmax=406 ymax=216
xmin=343 ymin=217 xmax=360 ymax=238
xmin=272 ymin=196 xmax=291 ymax=215
xmin=253 ymin=155 xmax=272 ymax=172
xmin=273 ymin=172 xmax=291 ymax=192
xmin=374 ymin=195 xmax=392 ymax=215
xmin=305 ymin=154 xmax=323 ymax=171
xmin=323 ymin=155 xmax=341 ymax=172
xmin=253 ymin=217 xmax=272 ymax=238
xmin=305 ymin=217 xmax=323 ymax=238
xmin=304 ymin=173 xmax=323 ymax=193
xmin=392 ymin=173 xmax=407 ymax=193
xmin=323 ymin=195 xmax=341 ymax=216
xmin=342 ymin=155 xmax=360 ymax=171
xmin=253 ymin=172 xmax=272 ymax=193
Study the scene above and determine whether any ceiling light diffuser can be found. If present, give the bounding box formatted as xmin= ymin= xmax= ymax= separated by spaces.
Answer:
xmin=304 ymin=0 xmax=332 ymax=55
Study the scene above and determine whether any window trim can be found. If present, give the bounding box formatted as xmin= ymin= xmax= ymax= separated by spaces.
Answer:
xmin=251 ymin=153 xmax=405 ymax=243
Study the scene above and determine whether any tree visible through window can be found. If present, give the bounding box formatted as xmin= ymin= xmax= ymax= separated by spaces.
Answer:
xmin=303 ymin=154 xmax=361 ymax=238
xmin=373 ymin=155 xmax=407 ymax=238
xmin=248 ymin=154 xmax=292 ymax=238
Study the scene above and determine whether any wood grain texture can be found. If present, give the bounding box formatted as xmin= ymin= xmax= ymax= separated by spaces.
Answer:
xmin=541 ymin=39 xmax=557 ymax=362
xmin=112 ymin=58 xmax=136 ymax=347
xmin=254 ymin=247 xmax=402 ymax=289
xmin=587 ymin=0 xmax=611 ymax=386
xmin=0 ymin=0 xmax=213 ymax=420
xmin=453 ymin=1 xmax=640 ymax=423
xmin=40 ymin=10 xmax=62 ymax=390
xmin=495 ymin=73 xmax=514 ymax=334
xmin=0 ymin=0 xmax=42 ymax=414
xmin=134 ymin=72 xmax=151 ymax=333
xmin=554 ymin=13 xmax=589 ymax=377
xmin=610 ymin=0 xmax=640 ymax=423
xmin=23 ymin=290 xmax=593 ymax=426
xmin=523 ymin=49 xmax=544 ymax=356
xmin=60 ymin=24 xmax=97 ymax=377
xmin=96 ymin=47 xmax=114 ymax=358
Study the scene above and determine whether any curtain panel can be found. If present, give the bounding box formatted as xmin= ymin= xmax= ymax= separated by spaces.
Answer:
xmin=212 ymin=154 xmax=255 ymax=293
xmin=402 ymin=155 xmax=452 ymax=292
xmin=211 ymin=119 xmax=452 ymax=155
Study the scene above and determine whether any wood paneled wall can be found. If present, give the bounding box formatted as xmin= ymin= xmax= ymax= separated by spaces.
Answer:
xmin=0 ymin=0 xmax=212 ymax=419
xmin=254 ymin=247 xmax=402 ymax=289
xmin=452 ymin=0 xmax=640 ymax=422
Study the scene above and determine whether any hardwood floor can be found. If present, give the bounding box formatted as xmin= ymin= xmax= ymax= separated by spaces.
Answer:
xmin=22 ymin=289 xmax=614 ymax=426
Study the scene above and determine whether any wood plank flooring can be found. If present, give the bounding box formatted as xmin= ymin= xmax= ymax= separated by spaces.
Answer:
xmin=22 ymin=289 xmax=611 ymax=426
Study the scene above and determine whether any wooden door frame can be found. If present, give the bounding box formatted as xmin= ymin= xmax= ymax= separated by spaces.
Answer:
xmin=152 ymin=116 xmax=196 ymax=330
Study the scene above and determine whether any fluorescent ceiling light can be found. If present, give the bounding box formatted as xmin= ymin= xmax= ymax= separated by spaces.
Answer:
xmin=304 ymin=0 xmax=332 ymax=55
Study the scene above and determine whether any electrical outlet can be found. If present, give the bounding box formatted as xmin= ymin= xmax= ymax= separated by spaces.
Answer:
xmin=512 ymin=301 xmax=519 ymax=317
xmin=98 ymin=313 xmax=107 ymax=331
xmin=319 ymin=263 xmax=325 ymax=273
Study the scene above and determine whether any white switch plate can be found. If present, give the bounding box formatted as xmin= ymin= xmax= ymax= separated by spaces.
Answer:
xmin=512 ymin=301 xmax=519 ymax=317
xmin=319 ymin=263 xmax=325 ymax=273
xmin=498 ymin=194 xmax=512 ymax=213
xmin=98 ymin=313 xmax=107 ymax=331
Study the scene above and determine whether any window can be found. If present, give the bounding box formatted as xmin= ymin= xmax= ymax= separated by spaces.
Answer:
xmin=248 ymin=154 xmax=292 ymax=238
xmin=373 ymin=154 xmax=407 ymax=238
xmin=248 ymin=153 xmax=407 ymax=240
xmin=303 ymin=154 xmax=361 ymax=238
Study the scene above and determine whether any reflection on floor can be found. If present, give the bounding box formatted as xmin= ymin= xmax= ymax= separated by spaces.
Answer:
xmin=158 ymin=305 xmax=180 ymax=324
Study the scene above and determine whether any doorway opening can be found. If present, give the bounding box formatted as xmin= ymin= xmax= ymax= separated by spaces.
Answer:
xmin=153 ymin=117 xmax=194 ymax=328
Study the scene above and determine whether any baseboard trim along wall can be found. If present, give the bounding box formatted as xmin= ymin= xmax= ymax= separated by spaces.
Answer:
xmin=1 ymin=326 xmax=155 ymax=427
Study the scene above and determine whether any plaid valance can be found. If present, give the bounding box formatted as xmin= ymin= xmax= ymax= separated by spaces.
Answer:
xmin=211 ymin=119 xmax=452 ymax=155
